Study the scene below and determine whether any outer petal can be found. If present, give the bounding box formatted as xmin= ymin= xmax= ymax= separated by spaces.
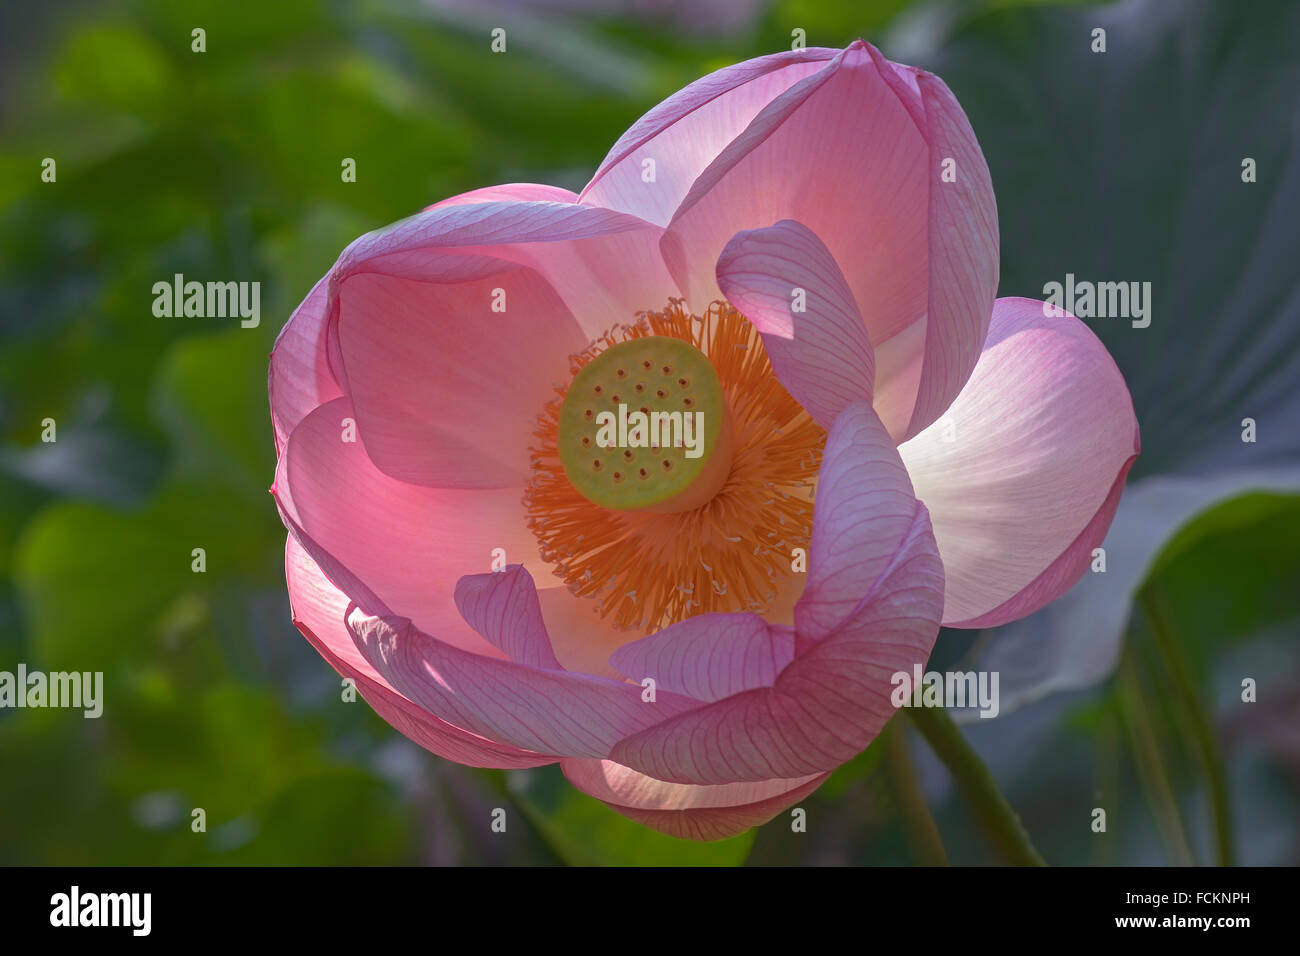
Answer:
xmin=794 ymin=397 xmax=929 ymax=644
xmin=281 ymin=497 xmax=705 ymax=760
xmin=562 ymin=759 xmax=827 ymax=842
xmin=609 ymin=401 xmax=944 ymax=784
xmin=285 ymin=534 xmax=554 ymax=769
xmin=276 ymin=400 xmax=652 ymax=674
xmin=661 ymin=40 xmax=997 ymax=441
xmin=869 ymin=51 xmax=1000 ymax=441
xmin=269 ymin=276 xmax=343 ymax=456
xmin=898 ymin=297 xmax=1140 ymax=628
xmin=580 ymin=49 xmax=838 ymax=225
xmin=715 ymin=219 xmax=874 ymax=430
xmin=326 ymin=200 xmax=679 ymax=488
xmin=428 ymin=182 xmax=581 ymax=210
xmin=268 ymin=184 xmax=582 ymax=457
xmin=274 ymin=396 xmax=538 ymax=653
xmin=346 ymin=606 xmax=704 ymax=759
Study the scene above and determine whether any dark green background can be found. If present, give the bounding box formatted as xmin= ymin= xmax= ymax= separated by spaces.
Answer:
xmin=1 ymin=0 xmax=1296 ymax=865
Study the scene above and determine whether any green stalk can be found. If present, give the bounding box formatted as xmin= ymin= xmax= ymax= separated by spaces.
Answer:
xmin=905 ymin=706 xmax=1045 ymax=866
xmin=1139 ymin=587 xmax=1236 ymax=866
xmin=883 ymin=716 xmax=949 ymax=865
xmin=1118 ymin=648 xmax=1195 ymax=866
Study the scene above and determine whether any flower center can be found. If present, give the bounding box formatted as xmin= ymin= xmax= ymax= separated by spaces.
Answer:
xmin=556 ymin=335 xmax=734 ymax=513
xmin=524 ymin=299 xmax=825 ymax=633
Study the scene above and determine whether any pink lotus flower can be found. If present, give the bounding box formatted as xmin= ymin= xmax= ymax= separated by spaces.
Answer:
xmin=270 ymin=41 xmax=1138 ymax=840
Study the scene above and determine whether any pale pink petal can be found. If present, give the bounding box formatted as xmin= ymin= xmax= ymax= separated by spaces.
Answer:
xmin=346 ymin=608 xmax=704 ymax=759
xmin=326 ymin=200 xmax=680 ymax=487
xmin=269 ymin=276 xmax=343 ymax=456
xmin=535 ymin=585 xmax=648 ymax=679
xmin=580 ymin=49 xmax=837 ymax=225
xmin=898 ymin=297 xmax=1140 ymax=627
xmin=868 ymin=49 xmax=1000 ymax=441
xmin=285 ymin=535 xmax=554 ymax=769
xmin=427 ymin=182 xmax=580 ymax=211
xmin=951 ymin=456 xmax=1135 ymax=630
xmin=455 ymin=566 xmax=563 ymax=670
xmin=715 ymin=219 xmax=874 ymax=430
xmin=660 ymin=40 xmax=997 ymax=441
xmin=331 ymin=199 xmax=678 ymax=340
xmin=609 ymin=614 xmax=796 ymax=703
xmin=336 ymin=262 xmax=585 ymax=487
xmin=795 ymin=398 xmax=926 ymax=644
xmin=274 ymin=397 xmax=540 ymax=654
xmin=562 ymin=758 xmax=827 ymax=841
xmin=609 ymin=401 xmax=944 ymax=784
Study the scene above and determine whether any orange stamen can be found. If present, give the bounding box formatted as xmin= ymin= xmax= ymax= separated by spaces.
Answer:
xmin=524 ymin=299 xmax=825 ymax=632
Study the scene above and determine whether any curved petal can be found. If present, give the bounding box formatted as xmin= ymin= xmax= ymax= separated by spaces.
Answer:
xmin=610 ymin=614 xmax=796 ymax=703
xmin=275 ymin=396 xmax=540 ymax=653
xmin=337 ymin=262 xmax=586 ymax=487
xmin=580 ymin=49 xmax=838 ymax=225
xmin=795 ymin=398 xmax=927 ymax=644
xmin=285 ymin=534 xmax=554 ymax=769
xmin=716 ymin=218 xmax=875 ymax=430
xmin=269 ymin=276 xmax=343 ymax=456
xmin=326 ymin=200 xmax=679 ymax=488
xmin=270 ymin=185 xmax=584 ymax=460
xmin=609 ymin=400 xmax=944 ymax=784
xmin=661 ymin=40 xmax=997 ymax=441
xmin=331 ymin=200 xmax=678 ymax=341
xmin=952 ymin=456 xmax=1135 ymax=630
xmin=869 ymin=50 xmax=1000 ymax=441
xmin=562 ymin=758 xmax=827 ymax=841
xmin=428 ymin=182 xmax=580 ymax=210
xmin=898 ymin=297 xmax=1140 ymax=627
xmin=455 ymin=566 xmax=563 ymax=670
xmin=346 ymin=605 xmax=704 ymax=759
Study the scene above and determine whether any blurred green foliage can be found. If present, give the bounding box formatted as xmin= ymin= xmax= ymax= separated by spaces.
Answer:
xmin=1 ymin=0 xmax=1295 ymax=865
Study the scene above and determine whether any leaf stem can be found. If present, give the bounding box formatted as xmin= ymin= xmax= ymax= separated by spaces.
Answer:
xmin=905 ymin=705 xmax=1045 ymax=866
xmin=1118 ymin=648 xmax=1195 ymax=866
xmin=883 ymin=716 xmax=949 ymax=865
xmin=1139 ymin=586 xmax=1236 ymax=866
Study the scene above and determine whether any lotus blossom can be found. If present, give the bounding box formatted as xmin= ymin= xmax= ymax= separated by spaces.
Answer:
xmin=270 ymin=40 xmax=1138 ymax=841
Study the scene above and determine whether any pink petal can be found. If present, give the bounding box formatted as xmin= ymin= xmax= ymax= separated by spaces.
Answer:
xmin=285 ymin=534 xmax=554 ymax=769
xmin=562 ymin=758 xmax=827 ymax=841
xmin=868 ymin=50 xmax=1000 ymax=441
xmin=337 ymin=262 xmax=585 ymax=487
xmin=427 ymin=182 xmax=580 ymax=211
xmin=274 ymin=397 xmax=539 ymax=653
xmin=609 ymin=614 xmax=796 ymax=702
xmin=533 ymin=585 xmax=644 ymax=678
xmin=660 ymin=40 xmax=997 ymax=441
xmin=897 ymin=297 xmax=1140 ymax=627
xmin=795 ymin=398 xmax=927 ymax=644
xmin=346 ymin=608 xmax=704 ymax=759
xmin=950 ymin=456 xmax=1136 ymax=629
xmin=580 ymin=49 xmax=837 ymax=225
xmin=609 ymin=401 xmax=944 ymax=784
xmin=715 ymin=219 xmax=875 ymax=430
xmin=326 ymin=200 xmax=680 ymax=487
xmin=269 ymin=276 xmax=343 ymax=457
xmin=332 ymin=199 xmax=678 ymax=340
xmin=454 ymin=566 xmax=563 ymax=670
